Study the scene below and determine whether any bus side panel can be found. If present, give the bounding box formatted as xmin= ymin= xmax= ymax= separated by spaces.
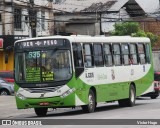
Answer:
xmin=135 ymin=65 xmax=154 ymax=96
xmin=95 ymin=82 xmax=130 ymax=103
xmin=135 ymin=43 xmax=154 ymax=96
xmin=67 ymin=75 xmax=90 ymax=106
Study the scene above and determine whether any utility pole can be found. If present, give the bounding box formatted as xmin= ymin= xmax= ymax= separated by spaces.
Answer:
xmin=2 ymin=0 xmax=5 ymax=35
xmin=11 ymin=0 xmax=14 ymax=36
xmin=99 ymin=12 xmax=103 ymax=35
xmin=29 ymin=0 xmax=37 ymax=37
xmin=48 ymin=0 xmax=54 ymax=35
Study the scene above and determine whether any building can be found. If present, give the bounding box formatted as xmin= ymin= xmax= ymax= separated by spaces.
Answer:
xmin=53 ymin=0 xmax=160 ymax=37
xmin=0 ymin=0 xmax=54 ymax=70
xmin=53 ymin=0 xmax=130 ymax=36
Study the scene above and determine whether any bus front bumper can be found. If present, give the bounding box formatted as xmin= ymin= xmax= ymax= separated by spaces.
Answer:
xmin=15 ymin=93 xmax=75 ymax=109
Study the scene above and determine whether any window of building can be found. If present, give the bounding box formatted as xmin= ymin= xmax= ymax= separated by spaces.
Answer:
xmin=93 ymin=44 xmax=103 ymax=66
xmin=138 ymin=43 xmax=146 ymax=64
xmin=113 ymin=44 xmax=121 ymax=65
xmin=72 ymin=43 xmax=84 ymax=68
xmin=130 ymin=44 xmax=138 ymax=64
xmin=121 ymin=44 xmax=129 ymax=65
xmin=83 ymin=44 xmax=93 ymax=67
xmin=103 ymin=44 xmax=113 ymax=66
xmin=145 ymin=44 xmax=151 ymax=63
xmin=14 ymin=9 xmax=22 ymax=29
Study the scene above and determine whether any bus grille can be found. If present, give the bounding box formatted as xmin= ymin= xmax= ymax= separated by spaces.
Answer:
xmin=24 ymin=86 xmax=62 ymax=93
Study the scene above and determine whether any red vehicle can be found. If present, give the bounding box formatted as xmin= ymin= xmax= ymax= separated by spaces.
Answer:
xmin=154 ymin=72 xmax=160 ymax=92
xmin=154 ymin=81 xmax=160 ymax=92
xmin=141 ymin=72 xmax=160 ymax=99
xmin=0 ymin=71 xmax=14 ymax=83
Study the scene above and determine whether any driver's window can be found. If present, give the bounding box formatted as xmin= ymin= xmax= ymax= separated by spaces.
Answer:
xmin=72 ymin=43 xmax=84 ymax=68
xmin=72 ymin=43 xmax=84 ymax=78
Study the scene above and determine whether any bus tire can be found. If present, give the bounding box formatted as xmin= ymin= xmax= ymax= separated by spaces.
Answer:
xmin=150 ymin=96 xmax=158 ymax=99
xmin=118 ymin=85 xmax=136 ymax=107
xmin=81 ymin=90 xmax=96 ymax=113
xmin=34 ymin=108 xmax=48 ymax=117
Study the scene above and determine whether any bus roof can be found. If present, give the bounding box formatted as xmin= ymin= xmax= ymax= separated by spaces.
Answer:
xmin=15 ymin=35 xmax=150 ymax=44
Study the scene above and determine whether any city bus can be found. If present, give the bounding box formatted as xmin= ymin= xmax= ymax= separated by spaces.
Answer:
xmin=14 ymin=35 xmax=154 ymax=116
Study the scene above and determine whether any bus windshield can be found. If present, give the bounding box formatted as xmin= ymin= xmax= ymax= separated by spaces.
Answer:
xmin=15 ymin=50 xmax=72 ymax=83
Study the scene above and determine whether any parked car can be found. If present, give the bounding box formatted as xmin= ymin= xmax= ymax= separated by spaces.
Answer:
xmin=0 ymin=70 xmax=14 ymax=83
xmin=0 ymin=78 xmax=14 ymax=95
xmin=141 ymin=72 xmax=160 ymax=99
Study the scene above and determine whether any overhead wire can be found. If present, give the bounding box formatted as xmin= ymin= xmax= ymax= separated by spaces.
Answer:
xmin=0 ymin=0 xmax=159 ymax=26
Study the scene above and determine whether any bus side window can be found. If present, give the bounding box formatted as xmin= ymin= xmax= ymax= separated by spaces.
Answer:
xmin=72 ymin=43 xmax=84 ymax=67
xmin=103 ymin=44 xmax=113 ymax=66
xmin=121 ymin=44 xmax=129 ymax=65
xmin=93 ymin=44 xmax=104 ymax=67
xmin=145 ymin=44 xmax=151 ymax=63
xmin=129 ymin=44 xmax=138 ymax=65
xmin=112 ymin=44 xmax=121 ymax=66
xmin=83 ymin=44 xmax=93 ymax=67
xmin=138 ymin=43 xmax=146 ymax=64
xmin=72 ymin=43 xmax=84 ymax=78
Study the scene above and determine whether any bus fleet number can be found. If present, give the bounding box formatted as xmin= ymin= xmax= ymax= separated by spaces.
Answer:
xmin=28 ymin=51 xmax=40 ymax=59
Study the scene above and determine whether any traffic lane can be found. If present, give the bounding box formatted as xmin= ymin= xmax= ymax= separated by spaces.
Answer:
xmin=34 ymin=100 xmax=160 ymax=119
xmin=5 ymin=96 xmax=160 ymax=119
xmin=1 ymin=96 xmax=160 ymax=128
xmin=0 ymin=96 xmax=35 ymax=118
xmin=27 ymin=97 xmax=160 ymax=119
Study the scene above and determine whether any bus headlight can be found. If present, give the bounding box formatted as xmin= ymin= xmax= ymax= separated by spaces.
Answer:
xmin=16 ymin=92 xmax=26 ymax=100
xmin=60 ymin=88 xmax=76 ymax=98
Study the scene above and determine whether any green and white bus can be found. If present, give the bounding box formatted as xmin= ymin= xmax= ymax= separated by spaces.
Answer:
xmin=14 ymin=36 xmax=154 ymax=116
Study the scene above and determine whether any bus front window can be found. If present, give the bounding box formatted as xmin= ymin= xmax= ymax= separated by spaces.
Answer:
xmin=15 ymin=50 xmax=72 ymax=83
xmin=41 ymin=50 xmax=72 ymax=81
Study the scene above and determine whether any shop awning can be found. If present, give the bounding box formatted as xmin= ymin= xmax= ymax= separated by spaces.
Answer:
xmin=0 ymin=38 xmax=3 ymax=49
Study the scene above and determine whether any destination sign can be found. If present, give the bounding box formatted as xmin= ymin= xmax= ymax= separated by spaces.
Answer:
xmin=15 ymin=39 xmax=70 ymax=50
xmin=26 ymin=67 xmax=41 ymax=82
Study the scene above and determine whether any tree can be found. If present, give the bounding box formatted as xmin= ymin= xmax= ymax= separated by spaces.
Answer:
xmin=111 ymin=22 xmax=139 ymax=36
xmin=111 ymin=22 xmax=159 ymax=46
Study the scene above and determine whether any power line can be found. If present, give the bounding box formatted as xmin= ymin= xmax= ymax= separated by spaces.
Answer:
xmin=0 ymin=9 xmax=159 ymax=26
xmin=0 ymin=1 xmax=159 ymax=25
xmin=2 ymin=0 xmax=160 ymax=20
xmin=14 ymin=0 xmax=71 ymax=13
xmin=2 ymin=0 xmax=160 ymax=16
xmin=0 ymin=9 xmax=54 ymax=22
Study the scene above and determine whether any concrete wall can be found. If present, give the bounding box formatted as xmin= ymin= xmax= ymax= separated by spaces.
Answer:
xmin=153 ymin=50 xmax=160 ymax=71
xmin=66 ymin=23 xmax=98 ymax=35
xmin=102 ymin=8 xmax=130 ymax=33
xmin=0 ymin=51 xmax=13 ymax=71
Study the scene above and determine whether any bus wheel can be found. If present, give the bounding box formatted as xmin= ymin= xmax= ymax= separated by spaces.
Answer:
xmin=34 ymin=108 xmax=48 ymax=117
xmin=82 ymin=90 xmax=96 ymax=113
xmin=150 ymin=95 xmax=158 ymax=99
xmin=118 ymin=85 xmax=136 ymax=107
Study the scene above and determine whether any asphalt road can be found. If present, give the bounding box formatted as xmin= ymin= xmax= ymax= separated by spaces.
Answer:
xmin=0 ymin=96 xmax=160 ymax=128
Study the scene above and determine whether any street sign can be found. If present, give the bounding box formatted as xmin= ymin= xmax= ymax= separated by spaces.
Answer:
xmin=0 ymin=39 xmax=3 ymax=48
